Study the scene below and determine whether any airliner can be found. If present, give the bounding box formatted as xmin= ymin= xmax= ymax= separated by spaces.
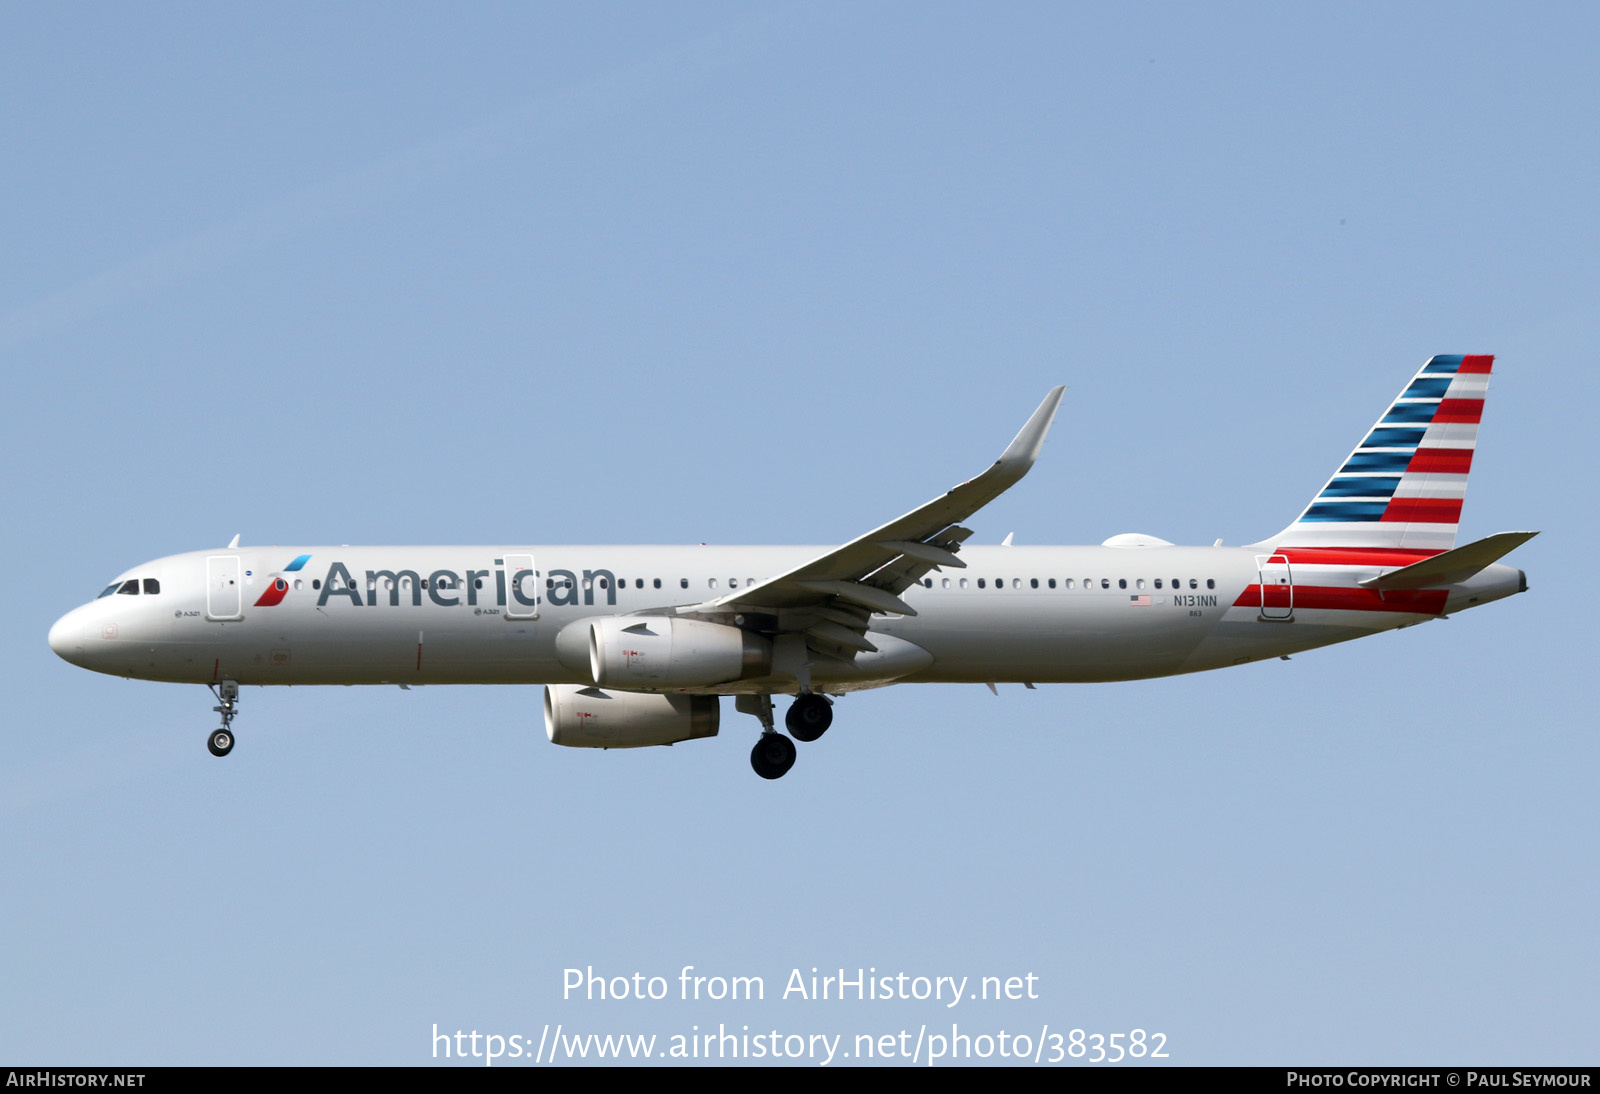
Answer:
xmin=48 ymin=355 xmax=1534 ymax=779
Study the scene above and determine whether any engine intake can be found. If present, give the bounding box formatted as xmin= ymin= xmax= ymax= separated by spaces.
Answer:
xmin=588 ymin=616 xmax=769 ymax=689
xmin=544 ymin=685 xmax=719 ymax=748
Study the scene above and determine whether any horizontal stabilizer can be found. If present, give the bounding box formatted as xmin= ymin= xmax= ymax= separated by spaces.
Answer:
xmin=1359 ymin=531 xmax=1538 ymax=590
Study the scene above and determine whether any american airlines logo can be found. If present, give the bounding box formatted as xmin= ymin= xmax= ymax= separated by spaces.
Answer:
xmin=252 ymin=554 xmax=312 ymax=607
xmin=241 ymin=559 xmax=627 ymax=609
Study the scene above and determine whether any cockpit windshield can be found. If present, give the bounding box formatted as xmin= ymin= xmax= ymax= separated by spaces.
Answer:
xmin=97 ymin=578 xmax=159 ymax=598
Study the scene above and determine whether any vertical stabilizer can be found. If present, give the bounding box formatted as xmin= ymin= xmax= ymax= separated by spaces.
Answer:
xmin=1262 ymin=355 xmax=1493 ymax=552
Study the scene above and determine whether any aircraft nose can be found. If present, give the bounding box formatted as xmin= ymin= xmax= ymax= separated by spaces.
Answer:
xmin=48 ymin=610 xmax=85 ymax=665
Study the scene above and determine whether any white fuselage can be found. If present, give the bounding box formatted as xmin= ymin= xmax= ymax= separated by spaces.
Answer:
xmin=47 ymin=543 xmax=1525 ymax=693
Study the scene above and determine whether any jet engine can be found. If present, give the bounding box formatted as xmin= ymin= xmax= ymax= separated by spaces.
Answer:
xmin=544 ymin=684 xmax=719 ymax=748
xmin=587 ymin=616 xmax=770 ymax=689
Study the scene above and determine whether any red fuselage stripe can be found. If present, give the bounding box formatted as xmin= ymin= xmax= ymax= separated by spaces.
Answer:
xmin=1232 ymin=584 xmax=1448 ymax=615
xmin=1274 ymin=547 xmax=1445 ymax=565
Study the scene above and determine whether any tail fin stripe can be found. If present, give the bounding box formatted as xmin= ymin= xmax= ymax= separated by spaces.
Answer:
xmin=1364 ymin=427 xmax=1428 ymax=447
xmin=1342 ymin=451 xmax=1415 ymax=473
xmin=1434 ymin=398 xmax=1485 ymax=423
xmin=1261 ymin=354 xmax=1494 ymax=551
xmin=1382 ymin=498 xmax=1463 ymax=523
xmin=1382 ymin=402 xmax=1442 ymax=424
xmin=1443 ymin=374 xmax=1491 ymax=397
xmin=1304 ymin=501 xmax=1390 ymax=521
xmin=1402 ymin=377 xmax=1455 ymax=399
xmin=1320 ymin=476 xmax=1401 ymax=498
xmin=1407 ymin=448 xmax=1474 ymax=473
xmin=1394 ymin=483 xmax=1468 ymax=502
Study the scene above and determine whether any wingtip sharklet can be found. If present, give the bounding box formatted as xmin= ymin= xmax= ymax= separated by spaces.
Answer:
xmin=997 ymin=385 xmax=1066 ymax=473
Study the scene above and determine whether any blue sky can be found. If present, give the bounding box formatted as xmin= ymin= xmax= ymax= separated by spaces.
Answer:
xmin=3 ymin=2 xmax=1592 ymax=1065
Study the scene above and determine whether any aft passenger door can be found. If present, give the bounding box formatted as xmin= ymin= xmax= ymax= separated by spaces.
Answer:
xmin=1256 ymin=553 xmax=1294 ymax=621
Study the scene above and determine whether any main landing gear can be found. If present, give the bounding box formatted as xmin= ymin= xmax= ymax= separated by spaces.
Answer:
xmin=738 ymin=693 xmax=834 ymax=780
xmin=207 ymin=680 xmax=239 ymax=757
xmin=785 ymin=692 xmax=833 ymax=742
xmin=750 ymin=732 xmax=796 ymax=781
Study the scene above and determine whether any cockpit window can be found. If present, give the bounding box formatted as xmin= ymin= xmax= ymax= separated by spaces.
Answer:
xmin=117 ymin=580 xmax=139 ymax=595
xmin=143 ymin=578 xmax=160 ymax=595
xmin=97 ymin=583 xmax=121 ymax=599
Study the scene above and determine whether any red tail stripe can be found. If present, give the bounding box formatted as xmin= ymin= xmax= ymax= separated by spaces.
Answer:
xmin=1274 ymin=547 xmax=1445 ymax=565
xmin=1406 ymin=447 xmax=1474 ymax=474
xmin=1381 ymin=498 xmax=1463 ymax=523
xmin=1434 ymin=398 xmax=1483 ymax=423
xmin=1458 ymin=355 xmax=1494 ymax=374
xmin=1232 ymin=585 xmax=1448 ymax=615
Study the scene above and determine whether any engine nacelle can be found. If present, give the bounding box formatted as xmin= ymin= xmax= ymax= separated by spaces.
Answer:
xmin=544 ymin=685 xmax=720 ymax=748
xmin=588 ymin=616 xmax=770 ymax=689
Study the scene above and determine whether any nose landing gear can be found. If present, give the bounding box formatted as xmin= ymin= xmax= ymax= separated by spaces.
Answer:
xmin=207 ymin=680 xmax=239 ymax=757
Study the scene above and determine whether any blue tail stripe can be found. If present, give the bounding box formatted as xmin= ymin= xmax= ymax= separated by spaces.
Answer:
xmin=1381 ymin=403 xmax=1439 ymax=424
xmin=1340 ymin=451 xmax=1414 ymax=473
xmin=1420 ymin=354 xmax=1464 ymax=374
xmin=1319 ymin=476 xmax=1401 ymax=498
xmin=1302 ymin=500 xmax=1390 ymax=522
xmin=1401 ymin=377 xmax=1453 ymax=399
xmin=1362 ymin=427 xmax=1427 ymax=448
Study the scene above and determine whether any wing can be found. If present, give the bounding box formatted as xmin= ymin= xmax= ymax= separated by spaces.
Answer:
xmin=678 ymin=386 xmax=1065 ymax=671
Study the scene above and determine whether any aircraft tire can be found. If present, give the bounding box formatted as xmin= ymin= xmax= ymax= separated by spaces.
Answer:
xmin=785 ymin=694 xmax=832 ymax=742
xmin=207 ymin=729 xmax=234 ymax=758
xmin=750 ymin=733 xmax=796 ymax=780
